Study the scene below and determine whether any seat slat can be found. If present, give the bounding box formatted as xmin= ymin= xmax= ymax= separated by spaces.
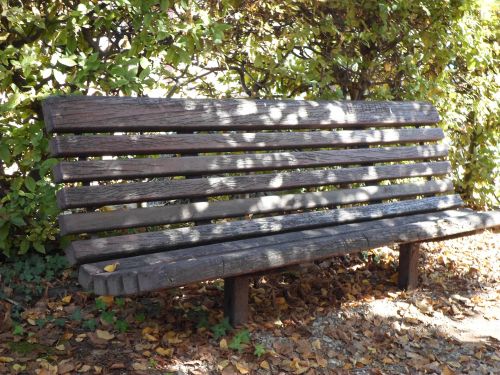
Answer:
xmin=56 ymin=161 xmax=452 ymax=209
xmin=66 ymin=195 xmax=463 ymax=265
xmin=54 ymin=144 xmax=448 ymax=182
xmin=59 ymin=179 xmax=455 ymax=235
xmin=50 ymin=128 xmax=444 ymax=157
xmin=43 ymin=97 xmax=440 ymax=133
xmin=80 ymin=209 xmax=500 ymax=295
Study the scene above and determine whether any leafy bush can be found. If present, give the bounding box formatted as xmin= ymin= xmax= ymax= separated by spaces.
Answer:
xmin=0 ymin=0 xmax=498 ymax=257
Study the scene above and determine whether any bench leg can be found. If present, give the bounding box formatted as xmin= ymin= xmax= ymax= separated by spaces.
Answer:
xmin=398 ymin=243 xmax=420 ymax=290
xmin=224 ymin=276 xmax=249 ymax=326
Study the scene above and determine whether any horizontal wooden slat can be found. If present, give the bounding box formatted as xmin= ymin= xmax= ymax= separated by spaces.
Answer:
xmin=56 ymin=161 xmax=452 ymax=209
xmin=50 ymin=128 xmax=445 ymax=157
xmin=59 ymin=179 xmax=455 ymax=235
xmin=79 ymin=209 xmax=500 ymax=295
xmin=54 ymin=144 xmax=448 ymax=183
xmin=43 ymin=97 xmax=440 ymax=133
xmin=66 ymin=195 xmax=463 ymax=265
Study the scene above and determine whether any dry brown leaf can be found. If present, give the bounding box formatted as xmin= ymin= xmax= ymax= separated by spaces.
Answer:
xmin=61 ymin=295 xmax=72 ymax=304
xmin=217 ymin=360 xmax=229 ymax=371
xmin=156 ymin=347 xmax=173 ymax=357
xmin=110 ymin=363 xmax=126 ymax=369
xmin=441 ymin=366 xmax=455 ymax=375
xmin=77 ymin=364 xmax=91 ymax=373
xmin=219 ymin=338 xmax=228 ymax=350
xmin=235 ymin=361 xmax=250 ymax=374
xmin=58 ymin=359 xmax=75 ymax=374
xmin=143 ymin=333 xmax=158 ymax=342
xmin=260 ymin=360 xmax=270 ymax=370
xmin=311 ymin=339 xmax=321 ymax=350
xmin=132 ymin=362 xmax=148 ymax=371
xmin=75 ymin=333 xmax=87 ymax=342
xmin=95 ymin=329 xmax=114 ymax=341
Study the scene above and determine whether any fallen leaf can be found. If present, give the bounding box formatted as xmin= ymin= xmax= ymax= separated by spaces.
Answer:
xmin=77 ymin=364 xmax=91 ymax=373
xmin=110 ymin=363 xmax=126 ymax=369
xmin=311 ymin=339 xmax=321 ymax=350
xmin=382 ymin=356 xmax=394 ymax=364
xmin=441 ymin=366 xmax=455 ymax=375
xmin=103 ymin=263 xmax=119 ymax=273
xmin=156 ymin=347 xmax=173 ymax=357
xmin=260 ymin=360 xmax=270 ymax=370
xmin=0 ymin=357 xmax=14 ymax=363
xmin=235 ymin=361 xmax=250 ymax=374
xmin=164 ymin=331 xmax=183 ymax=344
xmin=75 ymin=333 xmax=87 ymax=342
xmin=61 ymin=295 xmax=72 ymax=304
xmin=217 ymin=360 xmax=229 ymax=371
xmin=58 ymin=359 xmax=75 ymax=374
xmin=132 ymin=362 xmax=148 ymax=371
xmin=96 ymin=295 xmax=114 ymax=306
xmin=143 ymin=333 xmax=158 ymax=342
xmin=96 ymin=329 xmax=115 ymax=341
xmin=12 ymin=364 xmax=26 ymax=372
xmin=219 ymin=338 xmax=228 ymax=350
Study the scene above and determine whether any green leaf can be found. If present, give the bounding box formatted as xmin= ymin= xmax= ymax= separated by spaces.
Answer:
xmin=160 ymin=0 xmax=170 ymax=12
xmin=11 ymin=216 xmax=27 ymax=227
xmin=0 ymin=144 xmax=10 ymax=164
xmin=58 ymin=57 xmax=77 ymax=67
xmin=33 ymin=242 xmax=45 ymax=254
xmin=24 ymin=177 xmax=36 ymax=193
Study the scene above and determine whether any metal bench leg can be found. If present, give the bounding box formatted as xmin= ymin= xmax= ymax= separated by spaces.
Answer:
xmin=224 ymin=276 xmax=249 ymax=326
xmin=398 ymin=243 xmax=420 ymax=290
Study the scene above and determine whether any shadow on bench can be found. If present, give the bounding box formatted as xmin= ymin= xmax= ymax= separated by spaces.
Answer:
xmin=43 ymin=97 xmax=500 ymax=326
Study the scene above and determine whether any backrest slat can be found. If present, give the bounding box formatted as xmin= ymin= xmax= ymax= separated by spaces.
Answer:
xmin=59 ymin=179 xmax=455 ymax=235
xmin=44 ymin=96 xmax=454 ymax=252
xmin=50 ymin=128 xmax=444 ymax=157
xmin=43 ymin=97 xmax=440 ymax=133
xmin=54 ymin=145 xmax=448 ymax=183
xmin=56 ymin=161 xmax=451 ymax=210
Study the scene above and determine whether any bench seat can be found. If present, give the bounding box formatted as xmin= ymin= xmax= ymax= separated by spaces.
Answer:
xmin=43 ymin=96 xmax=500 ymax=325
xmin=79 ymin=207 xmax=499 ymax=296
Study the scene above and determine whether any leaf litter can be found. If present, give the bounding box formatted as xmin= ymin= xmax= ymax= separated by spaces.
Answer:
xmin=0 ymin=230 xmax=498 ymax=374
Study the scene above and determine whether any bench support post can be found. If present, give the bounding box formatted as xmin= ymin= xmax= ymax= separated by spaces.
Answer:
xmin=224 ymin=276 xmax=249 ymax=326
xmin=398 ymin=243 xmax=420 ymax=290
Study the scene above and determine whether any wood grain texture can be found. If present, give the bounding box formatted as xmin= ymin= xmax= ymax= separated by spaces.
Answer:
xmin=59 ymin=179 xmax=455 ymax=235
xmin=56 ymin=161 xmax=452 ymax=209
xmin=79 ymin=209 xmax=500 ymax=295
xmin=65 ymin=195 xmax=464 ymax=265
xmin=43 ymin=96 xmax=440 ymax=133
xmin=53 ymin=144 xmax=449 ymax=183
xmin=80 ymin=209 xmax=478 ymax=275
xmin=50 ymin=128 xmax=444 ymax=157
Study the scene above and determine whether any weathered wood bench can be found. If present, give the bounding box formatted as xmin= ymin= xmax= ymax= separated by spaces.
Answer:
xmin=43 ymin=97 xmax=500 ymax=325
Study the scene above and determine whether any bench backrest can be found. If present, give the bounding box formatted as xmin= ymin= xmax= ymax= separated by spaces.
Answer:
xmin=43 ymin=97 xmax=460 ymax=263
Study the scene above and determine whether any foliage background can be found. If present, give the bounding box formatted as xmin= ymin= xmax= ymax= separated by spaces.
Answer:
xmin=0 ymin=0 xmax=498 ymax=257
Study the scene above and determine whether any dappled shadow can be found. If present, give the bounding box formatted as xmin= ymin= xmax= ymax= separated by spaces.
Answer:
xmin=43 ymin=96 xmax=500 ymax=298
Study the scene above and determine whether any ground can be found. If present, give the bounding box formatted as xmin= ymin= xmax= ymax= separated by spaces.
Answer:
xmin=0 ymin=231 xmax=499 ymax=374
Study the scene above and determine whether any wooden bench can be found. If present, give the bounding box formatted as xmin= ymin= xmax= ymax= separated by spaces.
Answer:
xmin=43 ymin=96 xmax=500 ymax=325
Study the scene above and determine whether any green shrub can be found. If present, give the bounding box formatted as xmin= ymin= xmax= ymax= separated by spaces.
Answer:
xmin=1 ymin=0 xmax=497 ymax=258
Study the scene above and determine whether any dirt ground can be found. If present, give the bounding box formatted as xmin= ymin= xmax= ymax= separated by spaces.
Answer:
xmin=0 ymin=230 xmax=498 ymax=374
